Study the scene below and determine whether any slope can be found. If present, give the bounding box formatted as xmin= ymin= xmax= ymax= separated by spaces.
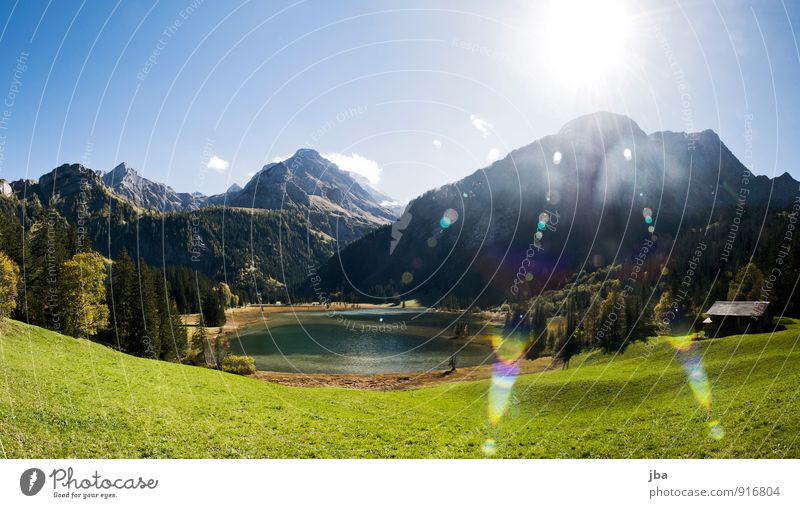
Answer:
xmin=0 ymin=318 xmax=798 ymax=458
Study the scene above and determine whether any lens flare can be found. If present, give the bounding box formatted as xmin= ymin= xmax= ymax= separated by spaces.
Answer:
xmin=482 ymin=438 xmax=497 ymax=456
xmin=401 ymin=271 xmax=414 ymax=284
xmin=709 ymin=420 xmax=725 ymax=441
xmin=488 ymin=362 xmax=520 ymax=426
xmin=624 ymin=147 xmax=632 ymax=161
xmin=485 ymin=320 xmax=531 ymax=456
xmin=491 ymin=332 xmax=529 ymax=364
xmin=440 ymin=208 xmax=459 ymax=229
xmin=542 ymin=0 xmax=633 ymax=89
xmin=642 ymin=208 xmax=654 ymax=225
xmin=668 ymin=334 xmax=724 ymax=439
xmin=553 ymin=151 xmax=562 ymax=165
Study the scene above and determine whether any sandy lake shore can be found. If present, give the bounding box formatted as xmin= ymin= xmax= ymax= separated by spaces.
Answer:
xmin=251 ymin=355 xmax=556 ymax=390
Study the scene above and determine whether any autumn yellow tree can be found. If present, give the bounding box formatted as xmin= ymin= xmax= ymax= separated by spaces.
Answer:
xmin=216 ymin=282 xmax=239 ymax=308
xmin=59 ymin=252 xmax=109 ymax=337
xmin=0 ymin=251 xmax=20 ymax=318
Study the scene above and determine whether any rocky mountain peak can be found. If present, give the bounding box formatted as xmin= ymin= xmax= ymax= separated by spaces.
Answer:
xmin=231 ymin=149 xmax=396 ymax=243
xmin=314 ymin=111 xmax=800 ymax=305
xmin=559 ymin=111 xmax=647 ymax=141
xmin=101 ymin=163 xmax=206 ymax=212
xmin=104 ymin=162 xmax=137 ymax=182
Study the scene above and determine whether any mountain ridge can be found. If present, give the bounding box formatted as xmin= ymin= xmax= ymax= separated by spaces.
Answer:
xmin=3 ymin=111 xmax=796 ymax=307
xmin=102 ymin=162 xmax=206 ymax=212
xmin=309 ymin=111 xmax=800 ymax=305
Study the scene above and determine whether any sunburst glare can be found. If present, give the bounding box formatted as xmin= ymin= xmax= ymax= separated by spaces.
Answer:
xmin=542 ymin=0 xmax=633 ymax=89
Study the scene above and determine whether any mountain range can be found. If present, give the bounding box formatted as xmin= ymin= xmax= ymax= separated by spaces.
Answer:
xmin=0 ymin=150 xmax=400 ymax=300
xmin=101 ymin=162 xmax=207 ymax=212
xmin=3 ymin=149 xmax=399 ymax=240
xmin=310 ymin=112 xmax=800 ymax=306
xmin=1 ymin=111 xmax=796 ymax=307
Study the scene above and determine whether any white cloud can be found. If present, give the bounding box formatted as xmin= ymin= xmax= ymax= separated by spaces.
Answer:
xmin=271 ymin=153 xmax=292 ymax=163
xmin=432 ymin=139 xmax=442 ymax=149
xmin=486 ymin=148 xmax=501 ymax=163
xmin=322 ymin=152 xmax=382 ymax=185
xmin=207 ymin=155 xmax=229 ymax=172
xmin=470 ymin=114 xmax=492 ymax=138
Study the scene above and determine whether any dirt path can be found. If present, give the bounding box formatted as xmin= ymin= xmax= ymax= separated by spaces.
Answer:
xmin=251 ymin=356 xmax=556 ymax=390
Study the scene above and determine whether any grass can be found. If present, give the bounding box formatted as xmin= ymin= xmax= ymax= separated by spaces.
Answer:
xmin=1 ymin=317 xmax=799 ymax=458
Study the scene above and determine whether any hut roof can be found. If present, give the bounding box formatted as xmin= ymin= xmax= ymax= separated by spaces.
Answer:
xmin=706 ymin=301 xmax=769 ymax=317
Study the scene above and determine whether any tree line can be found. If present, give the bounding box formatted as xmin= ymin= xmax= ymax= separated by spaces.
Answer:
xmin=0 ymin=205 xmax=234 ymax=366
xmin=502 ymin=246 xmax=796 ymax=370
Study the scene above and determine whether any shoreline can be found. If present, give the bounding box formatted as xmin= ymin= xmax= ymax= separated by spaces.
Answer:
xmin=183 ymin=302 xmax=391 ymax=340
xmin=251 ymin=355 xmax=556 ymax=390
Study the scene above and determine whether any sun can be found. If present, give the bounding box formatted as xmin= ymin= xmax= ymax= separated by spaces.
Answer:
xmin=542 ymin=0 xmax=633 ymax=88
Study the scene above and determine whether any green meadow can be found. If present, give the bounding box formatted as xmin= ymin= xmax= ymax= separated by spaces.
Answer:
xmin=1 ymin=318 xmax=798 ymax=458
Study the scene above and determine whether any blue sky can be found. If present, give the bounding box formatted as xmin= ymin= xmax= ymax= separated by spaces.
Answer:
xmin=0 ymin=0 xmax=798 ymax=202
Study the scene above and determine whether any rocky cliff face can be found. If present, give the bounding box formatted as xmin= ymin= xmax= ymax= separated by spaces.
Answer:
xmin=228 ymin=149 xmax=396 ymax=244
xmin=101 ymin=163 xmax=207 ymax=211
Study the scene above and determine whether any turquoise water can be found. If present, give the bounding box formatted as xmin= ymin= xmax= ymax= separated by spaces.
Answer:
xmin=229 ymin=308 xmax=494 ymax=374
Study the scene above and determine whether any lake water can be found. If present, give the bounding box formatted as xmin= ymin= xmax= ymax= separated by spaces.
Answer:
xmin=229 ymin=308 xmax=496 ymax=374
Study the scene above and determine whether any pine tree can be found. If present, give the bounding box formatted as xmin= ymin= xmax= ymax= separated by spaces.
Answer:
xmin=137 ymin=260 xmax=161 ymax=358
xmin=201 ymin=286 xmax=226 ymax=327
xmin=624 ymin=294 xmax=648 ymax=341
xmin=727 ymin=262 xmax=765 ymax=301
xmin=598 ymin=289 xmax=628 ymax=354
xmin=653 ymin=290 xmax=673 ymax=334
xmin=556 ymin=297 xmax=580 ymax=368
xmin=527 ymin=298 xmax=547 ymax=358
xmin=582 ymin=298 xmax=601 ymax=349
xmin=164 ymin=299 xmax=188 ymax=362
xmin=211 ymin=336 xmax=228 ymax=369
xmin=190 ymin=323 xmax=208 ymax=366
xmin=0 ymin=210 xmax=24 ymax=265
xmin=25 ymin=210 xmax=71 ymax=329
xmin=110 ymin=249 xmax=140 ymax=353
xmin=153 ymin=270 xmax=171 ymax=359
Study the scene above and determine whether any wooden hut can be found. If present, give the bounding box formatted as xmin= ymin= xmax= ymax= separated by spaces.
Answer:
xmin=702 ymin=301 xmax=771 ymax=338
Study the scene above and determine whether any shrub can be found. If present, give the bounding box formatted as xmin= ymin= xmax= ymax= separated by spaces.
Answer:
xmin=220 ymin=354 xmax=257 ymax=376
